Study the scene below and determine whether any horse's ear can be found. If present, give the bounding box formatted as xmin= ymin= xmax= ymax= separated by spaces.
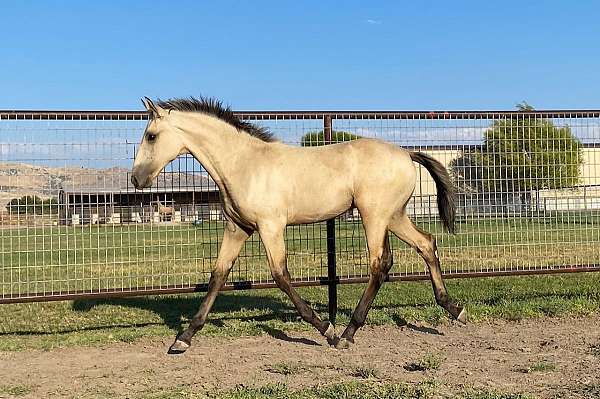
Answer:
xmin=141 ymin=97 xmax=164 ymax=118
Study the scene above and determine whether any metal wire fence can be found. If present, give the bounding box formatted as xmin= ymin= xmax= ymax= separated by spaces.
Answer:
xmin=1 ymin=109 xmax=599 ymax=307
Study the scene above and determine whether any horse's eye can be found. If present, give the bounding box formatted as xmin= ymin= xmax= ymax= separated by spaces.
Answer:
xmin=147 ymin=133 xmax=157 ymax=142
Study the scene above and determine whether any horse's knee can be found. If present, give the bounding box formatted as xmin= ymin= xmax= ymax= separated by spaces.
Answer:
xmin=271 ymin=269 xmax=290 ymax=289
xmin=369 ymin=257 xmax=388 ymax=283
xmin=212 ymin=267 xmax=226 ymax=278
xmin=271 ymin=270 xmax=284 ymax=284
xmin=207 ymin=267 xmax=228 ymax=289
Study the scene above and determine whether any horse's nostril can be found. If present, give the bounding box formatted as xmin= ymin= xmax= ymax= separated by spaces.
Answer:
xmin=131 ymin=175 xmax=138 ymax=188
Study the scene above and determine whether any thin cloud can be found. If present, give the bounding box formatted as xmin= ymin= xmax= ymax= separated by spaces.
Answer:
xmin=366 ymin=19 xmax=382 ymax=25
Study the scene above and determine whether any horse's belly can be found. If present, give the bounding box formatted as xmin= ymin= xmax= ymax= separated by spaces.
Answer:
xmin=287 ymin=183 xmax=353 ymax=224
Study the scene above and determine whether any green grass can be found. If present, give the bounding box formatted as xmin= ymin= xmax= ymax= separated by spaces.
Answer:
xmin=0 ymin=384 xmax=33 ymax=397
xmin=218 ymin=381 xmax=436 ymax=399
xmin=529 ymin=361 xmax=556 ymax=372
xmin=514 ymin=360 xmax=557 ymax=374
xmin=458 ymin=389 xmax=535 ymax=399
xmin=351 ymin=365 xmax=380 ymax=379
xmin=2 ymin=214 xmax=600 ymax=296
xmin=266 ymin=362 xmax=307 ymax=376
xmin=0 ymin=272 xmax=598 ymax=351
xmin=404 ymin=352 xmax=445 ymax=372
xmin=138 ymin=381 xmax=535 ymax=399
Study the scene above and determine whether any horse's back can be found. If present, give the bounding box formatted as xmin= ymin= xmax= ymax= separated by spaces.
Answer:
xmin=283 ymin=137 xmax=417 ymax=194
xmin=269 ymin=138 xmax=417 ymax=223
xmin=293 ymin=137 xmax=413 ymax=167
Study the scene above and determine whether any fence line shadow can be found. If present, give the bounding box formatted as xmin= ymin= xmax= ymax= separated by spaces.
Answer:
xmin=0 ymin=322 xmax=166 ymax=336
xmin=259 ymin=325 xmax=321 ymax=346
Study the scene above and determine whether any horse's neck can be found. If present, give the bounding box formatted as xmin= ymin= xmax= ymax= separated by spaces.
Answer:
xmin=175 ymin=112 xmax=264 ymax=190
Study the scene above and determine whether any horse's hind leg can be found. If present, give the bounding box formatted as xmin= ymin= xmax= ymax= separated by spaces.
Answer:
xmin=389 ymin=212 xmax=466 ymax=322
xmin=258 ymin=222 xmax=337 ymax=344
xmin=337 ymin=219 xmax=392 ymax=349
xmin=169 ymin=221 xmax=251 ymax=354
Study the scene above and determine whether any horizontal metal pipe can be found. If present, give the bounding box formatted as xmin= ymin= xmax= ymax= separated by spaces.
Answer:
xmin=240 ymin=110 xmax=600 ymax=121
xmin=2 ymin=265 xmax=599 ymax=305
xmin=0 ymin=280 xmax=323 ymax=304
xmin=1 ymin=110 xmax=600 ymax=121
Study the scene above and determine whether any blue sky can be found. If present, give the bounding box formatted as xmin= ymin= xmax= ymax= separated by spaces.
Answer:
xmin=1 ymin=1 xmax=599 ymax=111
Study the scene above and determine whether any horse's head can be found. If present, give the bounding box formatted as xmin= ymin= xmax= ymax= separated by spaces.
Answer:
xmin=131 ymin=97 xmax=188 ymax=189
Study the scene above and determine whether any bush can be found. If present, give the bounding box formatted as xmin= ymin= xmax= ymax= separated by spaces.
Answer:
xmin=300 ymin=130 xmax=361 ymax=146
xmin=7 ymin=196 xmax=58 ymax=215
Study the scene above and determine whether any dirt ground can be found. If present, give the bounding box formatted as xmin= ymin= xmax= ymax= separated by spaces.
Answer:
xmin=1 ymin=316 xmax=599 ymax=398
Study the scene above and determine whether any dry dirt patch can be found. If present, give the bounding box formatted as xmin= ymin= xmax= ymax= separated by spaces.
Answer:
xmin=1 ymin=316 xmax=599 ymax=398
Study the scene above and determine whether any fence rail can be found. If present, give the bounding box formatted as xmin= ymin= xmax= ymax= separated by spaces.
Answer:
xmin=1 ymin=109 xmax=600 ymax=321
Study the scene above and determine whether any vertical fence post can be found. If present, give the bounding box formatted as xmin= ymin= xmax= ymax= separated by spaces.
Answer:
xmin=323 ymin=114 xmax=338 ymax=323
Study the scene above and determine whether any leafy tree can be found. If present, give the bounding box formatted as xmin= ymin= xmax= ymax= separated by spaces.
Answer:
xmin=7 ymin=196 xmax=58 ymax=215
xmin=300 ymin=130 xmax=362 ymax=146
xmin=450 ymin=105 xmax=583 ymax=194
xmin=516 ymin=100 xmax=534 ymax=111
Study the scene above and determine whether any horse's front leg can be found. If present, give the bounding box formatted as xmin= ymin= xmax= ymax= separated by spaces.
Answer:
xmin=169 ymin=221 xmax=251 ymax=354
xmin=258 ymin=221 xmax=337 ymax=345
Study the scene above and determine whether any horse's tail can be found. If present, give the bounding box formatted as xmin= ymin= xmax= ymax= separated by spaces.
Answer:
xmin=409 ymin=152 xmax=456 ymax=234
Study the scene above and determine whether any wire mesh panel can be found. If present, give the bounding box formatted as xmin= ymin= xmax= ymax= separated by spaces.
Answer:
xmin=330 ymin=111 xmax=600 ymax=281
xmin=0 ymin=110 xmax=599 ymax=303
xmin=0 ymin=111 xmax=332 ymax=302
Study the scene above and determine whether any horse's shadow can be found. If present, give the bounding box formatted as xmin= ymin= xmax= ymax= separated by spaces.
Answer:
xmin=4 ymin=290 xmax=445 ymax=343
xmin=391 ymin=314 xmax=443 ymax=335
xmin=333 ymin=307 xmax=444 ymax=336
xmin=70 ymin=292 xmax=324 ymax=346
xmin=68 ymin=293 xmax=445 ymax=340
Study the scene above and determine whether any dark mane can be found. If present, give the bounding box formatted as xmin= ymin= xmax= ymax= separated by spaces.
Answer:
xmin=156 ymin=97 xmax=275 ymax=143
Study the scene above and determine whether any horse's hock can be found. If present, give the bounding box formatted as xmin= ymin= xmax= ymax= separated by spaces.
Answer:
xmin=1 ymin=109 xmax=599 ymax=307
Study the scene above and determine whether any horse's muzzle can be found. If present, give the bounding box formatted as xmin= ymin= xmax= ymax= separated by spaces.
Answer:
xmin=131 ymin=174 xmax=140 ymax=189
xmin=131 ymin=172 xmax=151 ymax=189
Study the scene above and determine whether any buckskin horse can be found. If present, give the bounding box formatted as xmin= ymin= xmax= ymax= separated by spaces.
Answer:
xmin=131 ymin=97 xmax=465 ymax=354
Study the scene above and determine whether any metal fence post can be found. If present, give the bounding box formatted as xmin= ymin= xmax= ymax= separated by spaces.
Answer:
xmin=323 ymin=114 xmax=338 ymax=323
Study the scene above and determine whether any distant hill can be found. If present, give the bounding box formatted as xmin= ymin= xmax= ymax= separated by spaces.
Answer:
xmin=0 ymin=162 xmax=213 ymax=209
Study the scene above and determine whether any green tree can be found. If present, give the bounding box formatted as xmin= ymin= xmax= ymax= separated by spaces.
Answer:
xmin=516 ymin=100 xmax=534 ymax=111
xmin=7 ymin=196 xmax=58 ymax=215
xmin=300 ymin=130 xmax=362 ymax=146
xmin=451 ymin=106 xmax=583 ymax=194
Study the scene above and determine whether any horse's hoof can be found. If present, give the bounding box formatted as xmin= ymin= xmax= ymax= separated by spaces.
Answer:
xmin=335 ymin=338 xmax=353 ymax=350
xmin=323 ymin=322 xmax=340 ymax=346
xmin=323 ymin=322 xmax=336 ymax=340
xmin=168 ymin=339 xmax=190 ymax=354
xmin=456 ymin=308 xmax=467 ymax=324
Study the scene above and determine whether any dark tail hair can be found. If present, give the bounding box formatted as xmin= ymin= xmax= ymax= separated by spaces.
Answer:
xmin=410 ymin=152 xmax=456 ymax=234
